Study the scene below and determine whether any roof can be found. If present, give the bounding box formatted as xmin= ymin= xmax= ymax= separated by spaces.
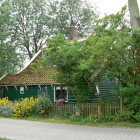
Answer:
xmin=17 ymin=50 xmax=42 ymax=74
xmin=0 ymin=37 xmax=87 ymax=86
xmin=0 ymin=67 xmax=58 ymax=86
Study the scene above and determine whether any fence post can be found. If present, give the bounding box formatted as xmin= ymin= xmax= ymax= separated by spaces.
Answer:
xmin=120 ymin=96 xmax=123 ymax=113
xmin=98 ymin=104 xmax=101 ymax=121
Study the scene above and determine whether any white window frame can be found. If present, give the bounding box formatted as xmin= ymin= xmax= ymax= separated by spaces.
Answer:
xmin=54 ymin=85 xmax=68 ymax=102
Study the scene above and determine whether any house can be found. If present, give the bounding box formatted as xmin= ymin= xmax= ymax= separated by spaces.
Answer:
xmin=0 ymin=25 xmax=119 ymax=103
xmin=0 ymin=45 xmax=118 ymax=103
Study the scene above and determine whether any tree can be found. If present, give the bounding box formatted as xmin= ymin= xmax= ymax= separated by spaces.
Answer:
xmin=43 ymin=8 xmax=133 ymax=103
xmin=9 ymin=0 xmax=49 ymax=59
xmin=128 ymin=0 xmax=140 ymax=73
xmin=43 ymin=34 xmax=91 ymax=102
xmin=0 ymin=1 xmax=21 ymax=76
xmin=47 ymin=0 xmax=98 ymax=39
xmin=2 ymin=0 xmax=98 ymax=60
xmin=44 ymin=8 xmax=140 ymax=113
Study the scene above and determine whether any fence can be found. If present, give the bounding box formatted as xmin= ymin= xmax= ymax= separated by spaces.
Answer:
xmin=51 ymin=103 xmax=121 ymax=118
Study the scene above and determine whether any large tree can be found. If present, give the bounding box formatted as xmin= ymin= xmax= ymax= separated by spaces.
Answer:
xmin=44 ymin=7 xmax=140 ymax=113
xmin=2 ymin=0 xmax=97 ymax=59
xmin=0 ymin=1 xmax=21 ymax=76
xmin=128 ymin=0 xmax=140 ymax=73
xmin=47 ymin=0 xmax=98 ymax=39
xmin=43 ymin=8 xmax=132 ymax=102
xmin=10 ymin=0 xmax=49 ymax=59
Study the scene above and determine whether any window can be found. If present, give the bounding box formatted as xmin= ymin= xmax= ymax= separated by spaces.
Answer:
xmin=20 ymin=87 xmax=24 ymax=94
xmin=54 ymin=86 xmax=68 ymax=103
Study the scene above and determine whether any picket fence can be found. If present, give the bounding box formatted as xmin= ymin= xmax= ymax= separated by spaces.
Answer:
xmin=51 ymin=103 xmax=121 ymax=118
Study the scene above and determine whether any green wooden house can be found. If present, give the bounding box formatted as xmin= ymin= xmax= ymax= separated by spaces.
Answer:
xmin=0 ymin=47 xmax=118 ymax=103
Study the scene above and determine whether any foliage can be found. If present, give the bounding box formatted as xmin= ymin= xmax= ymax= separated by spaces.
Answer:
xmin=0 ymin=0 xmax=98 ymax=60
xmin=134 ymin=112 xmax=140 ymax=122
xmin=44 ymin=34 xmax=91 ymax=102
xmin=10 ymin=0 xmax=49 ymax=59
xmin=47 ymin=0 xmax=98 ymax=38
xmin=0 ymin=97 xmax=12 ymax=105
xmin=44 ymin=7 xmax=140 ymax=113
xmin=0 ymin=1 xmax=21 ymax=76
xmin=13 ymin=97 xmax=37 ymax=117
xmin=81 ymin=115 xmax=98 ymax=123
xmin=0 ymin=0 xmax=48 ymax=59
xmin=35 ymin=96 xmax=52 ymax=115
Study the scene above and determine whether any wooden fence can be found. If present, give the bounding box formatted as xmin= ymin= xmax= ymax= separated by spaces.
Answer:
xmin=51 ymin=103 xmax=121 ymax=118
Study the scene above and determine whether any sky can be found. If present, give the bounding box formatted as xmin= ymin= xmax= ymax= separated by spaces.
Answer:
xmin=91 ymin=0 xmax=140 ymax=16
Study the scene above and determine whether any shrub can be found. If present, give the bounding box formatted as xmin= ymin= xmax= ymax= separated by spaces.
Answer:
xmin=13 ymin=97 xmax=37 ymax=117
xmin=0 ymin=97 xmax=12 ymax=105
xmin=35 ymin=97 xmax=52 ymax=115
xmin=133 ymin=112 xmax=140 ymax=122
xmin=82 ymin=115 xmax=98 ymax=123
xmin=70 ymin=115 xmax=83 ymax=122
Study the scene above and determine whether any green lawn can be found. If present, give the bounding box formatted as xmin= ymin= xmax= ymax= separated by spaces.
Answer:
xmin=1 ymin=116 xmax=140 ymax=129
xmin=17 ymin=116 xmax=140 ymax=129
xmin=0 ymin=138 xmax=10 ymax=140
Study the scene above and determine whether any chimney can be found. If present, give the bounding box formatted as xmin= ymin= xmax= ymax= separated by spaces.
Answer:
xmin=69 ymin=23 xmax=78 ymax=40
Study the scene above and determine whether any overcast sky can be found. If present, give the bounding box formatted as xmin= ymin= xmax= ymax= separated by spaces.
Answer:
xmin=91 ymin=0 xmax=140 ymax=16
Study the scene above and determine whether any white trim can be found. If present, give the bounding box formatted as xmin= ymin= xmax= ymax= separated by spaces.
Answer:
xmin=95 ymin=84 xmax=100 ymax=95
xmin=0 ymin=74 xmax=7 ymax=81
xmin=66 ymin=87 xmax=68 ymax=102
xmin=54 ymin=85 xmax=56 ymax=102
xmin=54 ymin=85 xmax=68 ymax=102
xmin=38 ymin=85 xmax=41 ymax=90
xmin=25 ymin=85 xmax=28 ymax=90
xmin=14 ymin=86 xmax=17 ymax=90
xmin=0 ymin=83 xmax=60 ymax=87
xmin=5 ymin=86 xmax=8 ymax=90
xmin=17 ymin=50 xmax=42 ymax=74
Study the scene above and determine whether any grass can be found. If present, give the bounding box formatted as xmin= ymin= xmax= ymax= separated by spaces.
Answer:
xmin=1 ymin=115 xmax=140 ymax=129
xmin=12 ymin=115 xmax=140 ymax=129
xmin=0 ymin=138 xmax=10 ymax=140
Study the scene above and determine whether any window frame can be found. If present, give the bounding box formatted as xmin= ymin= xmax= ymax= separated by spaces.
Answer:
xmin=54 ymin=85 xmax=68 ymax=102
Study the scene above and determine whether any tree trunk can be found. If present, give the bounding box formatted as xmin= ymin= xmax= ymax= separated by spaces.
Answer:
xmin=128 ymin=0 xmax=140 ymax=73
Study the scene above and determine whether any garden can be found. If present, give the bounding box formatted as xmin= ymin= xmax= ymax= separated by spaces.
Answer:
xmin=0 ymin=97 xmax=140 ymax=128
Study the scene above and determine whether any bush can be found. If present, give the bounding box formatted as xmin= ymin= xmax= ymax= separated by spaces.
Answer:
xmin=133 ymin=112 xmax=140 ymax=122
xmin=0 ymin=97 xmax=12 ymax=105
xmin=35 ymin=97 xmax=52 ymax=115
xmin=82 ymin=115 xmax=98 ymax=123
xmin=70 ymin=115 xmax=83 ymax=122
xmin=13 ymin=97 xmax=37 ymax=117
xmin=0 ymin=104 xmax=14 ymax=117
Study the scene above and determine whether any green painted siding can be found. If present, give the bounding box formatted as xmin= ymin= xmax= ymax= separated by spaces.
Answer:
xmin=3 ymin=85 xmax=54 ymax=101
xmin=68 ymin=91 xmax=77 ymax=104
xmin=66 ymin=77 xmax=118 ymax=104
xmin=93 ymin=76 xmax=119 ymax=102
xmin=40 ymin=85 xmax=54 ymax=102
xmin=1 ymin=77 xmax=118 ymax=103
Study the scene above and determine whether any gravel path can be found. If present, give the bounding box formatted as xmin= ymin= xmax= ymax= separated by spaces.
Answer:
xmin=0 ymin=118 xmax=139 ymax=140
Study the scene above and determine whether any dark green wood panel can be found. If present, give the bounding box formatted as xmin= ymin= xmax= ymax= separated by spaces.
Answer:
xmin=3 ymin=85 xmax=54 ymax=101
xmin=93 ymin=76 xmax=119 ymax=102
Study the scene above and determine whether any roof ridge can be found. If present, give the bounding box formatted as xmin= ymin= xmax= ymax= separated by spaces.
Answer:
xmin=17 ymin=50 xmax=42 ymax=74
